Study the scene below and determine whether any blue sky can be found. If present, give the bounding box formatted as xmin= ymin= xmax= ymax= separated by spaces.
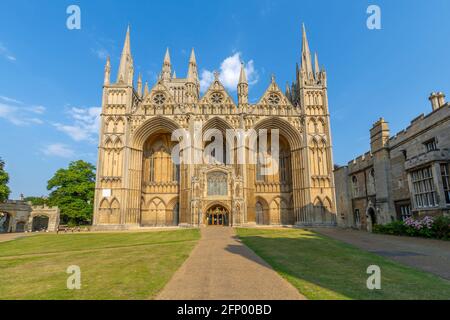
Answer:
xmin=0 ymin=0 xmax=449 ymax=199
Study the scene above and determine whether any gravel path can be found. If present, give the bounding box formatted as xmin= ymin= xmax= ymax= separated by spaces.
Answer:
xmin=312 ymin=227 xmax=450 ymax=280
xmin=0 ymin=233 xmax=27 ymax=243
xmin=156 ymin=227 xmax=305 ymax=300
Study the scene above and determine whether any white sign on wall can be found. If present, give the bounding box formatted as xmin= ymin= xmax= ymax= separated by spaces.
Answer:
xmin=102 ymin=189 xmax=112 ymax=198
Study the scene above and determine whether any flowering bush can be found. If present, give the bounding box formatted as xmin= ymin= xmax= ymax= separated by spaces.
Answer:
xmin=374 ymin=216 xmax=450 ymax=240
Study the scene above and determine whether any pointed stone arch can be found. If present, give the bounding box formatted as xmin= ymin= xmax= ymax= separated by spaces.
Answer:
xmin=132 ymin=116 xmax=182 ymax=150
xmin=109 ymin=198 xmax=121 ymax=224
xmin=105 ymin=116 xmax=115 ymax=133
xmin=255 ymin=196 xmax=270 ymax=225
xmin=97 ymin=198 xmax=111 ymax=224
xmin=252 ymin=117 xmax=302 ymax=150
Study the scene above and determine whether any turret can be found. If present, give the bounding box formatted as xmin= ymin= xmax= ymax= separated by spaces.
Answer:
xmin=104 ymin=56 xmax=111 ymax=86
xmin=161 ymin=48 xmax=172 ymax=82
xmin=185 ymin=48 xmax=200 ymax=102
xmin=237 ymin=62 xmax=248 ymax=105
xmin=143 ymin=81 xmax=149 ymax=97
xmin=137 ymin=73 xmax=142 ymax=97
xmin=187 ymin=48 xmax=199 ymax=83
xmin=370 ymin=118 xmax=390 ymax=153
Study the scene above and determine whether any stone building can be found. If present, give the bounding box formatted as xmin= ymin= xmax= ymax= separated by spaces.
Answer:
xmin=0 ymin=200 xmax=60 ymax=233
xmin=92 ymin=25 xmax=337 ymax=229
xmin=334 ymin=92 xmax=450 ymax=230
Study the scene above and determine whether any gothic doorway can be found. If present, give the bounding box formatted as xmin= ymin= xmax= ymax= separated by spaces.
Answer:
xmin=32 ymin=215 xmax=49 ymax=232
xmin=368 ymin=207 xmax=377 ymax=225
xmin=0 ymin=212 xmax=11 ymax=233
xmin=205 ymin=205 xmax=229 ymax=226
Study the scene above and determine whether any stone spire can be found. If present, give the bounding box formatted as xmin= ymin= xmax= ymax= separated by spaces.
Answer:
xmin=137 ymin=73 xmax=142 ymax=97
xmin=104 ymin=56 xmax=111 ymax=86
xmin=285 ymin=82 xmax=291 ymax=100
xmin=116 ymin=25 xmax=134 ymax=86
xmin=143 ymin=81 xmax=149 ymax=97
xmin=185 ymin=48 xmax=199 ymax=102
xmin=301 ymin=23 xmax=313 ymax=78
xmin=238 ymin=62 xmax=248 ymax=105
xmin=314 ymin=52 xmax=320 ymax=77
xmin=161 ymin=48 xmax=172 ymax=81
xmin=172 ymin=70 xmax=177 ymax=79
xmin=239 ymin=62 xmax=247 ymax=84
xmin=187 ymin=48 xmax=199 ymax=83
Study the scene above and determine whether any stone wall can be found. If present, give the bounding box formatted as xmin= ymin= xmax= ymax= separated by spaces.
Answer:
xmin=334 ymin=96 xmax=450 ymax=230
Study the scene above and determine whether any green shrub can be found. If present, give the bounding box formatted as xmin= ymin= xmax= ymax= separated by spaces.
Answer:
xmin=373 ymin=220 xmax=407 ymax=235
xmin=374 ymin=216 xmax=449 ymax=240
xmin=431 ymin=216 xmax=450 ymax=240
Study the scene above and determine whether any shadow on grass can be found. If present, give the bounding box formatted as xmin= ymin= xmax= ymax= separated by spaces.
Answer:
xmin=231 ymin=228 xmax=450 ymax=300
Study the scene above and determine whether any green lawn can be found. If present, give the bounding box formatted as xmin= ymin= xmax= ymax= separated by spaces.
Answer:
xmin=0 ymin=229 xmax=200 ymax=300
xmin=237 ymin=228 xmax=450 ymax=300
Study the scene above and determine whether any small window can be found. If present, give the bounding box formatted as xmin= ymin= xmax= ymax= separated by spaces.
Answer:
xmin=354 ymin=209 xmax=361 ymax=226
xmin=400 ymin=205 xmax=412 ymax=221
xmin=351 ymin=176 xmax=359 ymax=197
xmin=424 ymin=138 xmax=438 ymax=152
xmin=441 ymin=163 xmax=450 ymax=205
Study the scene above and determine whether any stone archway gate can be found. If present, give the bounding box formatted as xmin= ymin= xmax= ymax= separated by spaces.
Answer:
xmin=0 ymin=200 xmax=60 ymax=233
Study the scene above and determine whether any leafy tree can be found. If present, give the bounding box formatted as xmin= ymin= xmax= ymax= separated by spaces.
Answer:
xmin=47 ymin=160 xmax=96 ymax=225
xmin=24 ymin=196 xmax=48 ymax=206
xmin=0 ymin=157 xmax=11 ymax=202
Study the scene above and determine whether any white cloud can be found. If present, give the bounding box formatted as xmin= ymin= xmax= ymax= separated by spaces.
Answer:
xmin=0 ymin=95 xmax=22 ymax=104
xmin=42 ymin=143 xmax=75 ymax=158
xmin=199 ymin=52 xmax=258 ymax=92
xmin=199 ymin=70 xmax=215 ymax=92
xmin=27 ymin=105 xmax=46 ymax=114
xmin=91 ymin=47 xmax=109 ymax=60
xmin=54 ymin=106 xmax=101 ymax=143
xmin=0 ymin=99 xmax=45 ymax=126
xmin=0 ymin=43 xmax=16 ymax=62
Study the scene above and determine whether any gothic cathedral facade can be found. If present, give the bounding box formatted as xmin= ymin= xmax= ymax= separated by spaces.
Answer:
xmin=93 ymin=25 xmax=337 ymax=229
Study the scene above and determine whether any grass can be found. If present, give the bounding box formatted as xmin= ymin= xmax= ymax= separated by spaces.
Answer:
xmin=236 ymin=228 xmax=450 ymax=300
xmin=0 ymin=229 xmax=200 ymax=300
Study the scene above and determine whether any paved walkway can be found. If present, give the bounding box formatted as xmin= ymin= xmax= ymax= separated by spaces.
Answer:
xmin=157 ymin=227 xmax=305 ymax=300
xmin=0 ymin=233 xmax=26 ymax=243
xmin=312 ymin=227 xmax=450 ymax=280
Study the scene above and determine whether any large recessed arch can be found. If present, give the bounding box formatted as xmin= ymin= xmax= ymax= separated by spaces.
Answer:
xmin=252 ymin=117 xmax=302 ymax=150
xmin=132 ymin=116 xmax=182 ymax=150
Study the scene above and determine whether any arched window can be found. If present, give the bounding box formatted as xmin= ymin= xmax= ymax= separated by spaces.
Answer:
xmin=256 ymin=202 xmax=264 ymax=225
xmin=172 ymin=202 xmax=179 ymax=226
xmin=352 ymin=176 xmax=359 ymax=197
xmin=207 ymin=172 xmax=228 ymax=196
xmin=368 ymin=168 xmax=376 ymax=194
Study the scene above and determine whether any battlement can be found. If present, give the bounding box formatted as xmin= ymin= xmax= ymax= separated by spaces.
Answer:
xmin=348 ymin=151 xmax=373 ymax=171
xmin=31 ymin=204 xmax=59 ymax=211
xmin=389 ymin=103 xmax=450 ymax=148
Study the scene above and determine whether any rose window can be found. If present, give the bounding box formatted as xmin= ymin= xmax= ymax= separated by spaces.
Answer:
xmin=268 ymin=93 xmax=280 ymax=105
xmin=153 ymin=93 xmax=166 ymax=105
xmin=211 ymin=92 xmax=224 ymax=104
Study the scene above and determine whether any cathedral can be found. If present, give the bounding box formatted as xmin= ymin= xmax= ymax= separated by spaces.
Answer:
xmin=93 ymin=25 xmax=337 ymax=229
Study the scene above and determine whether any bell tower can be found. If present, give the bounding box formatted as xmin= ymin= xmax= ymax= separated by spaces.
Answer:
xmin=296 ymin=24 xmax=336 ymax=223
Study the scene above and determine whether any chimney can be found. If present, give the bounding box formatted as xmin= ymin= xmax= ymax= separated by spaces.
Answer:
xmin=437 ymin=92 xmax=446 ymax=108
xmin=429 ymin=92 xmax=439 ymax=111
xmin=429 ymin=92 xmax=446 ymax=111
